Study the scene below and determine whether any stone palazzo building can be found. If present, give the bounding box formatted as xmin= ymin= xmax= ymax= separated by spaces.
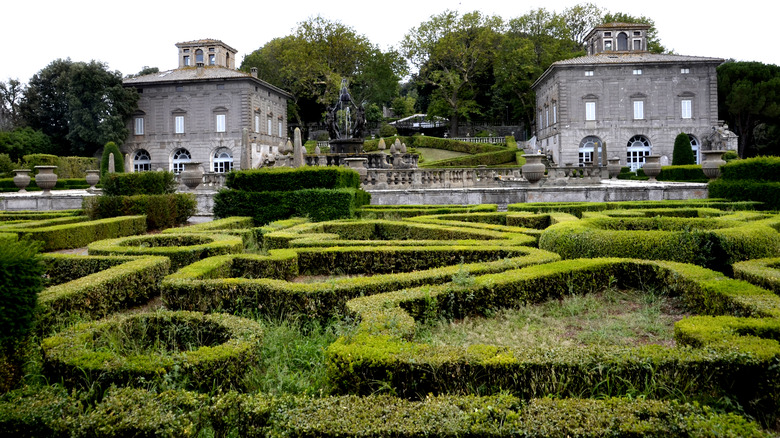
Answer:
xmin=122 ymin=39 xmax=291 ymax=174
xmin=532 ymin=23 xmax=732 ymax=171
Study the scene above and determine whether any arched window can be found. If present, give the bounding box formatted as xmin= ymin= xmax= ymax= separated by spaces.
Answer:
xmin=133 ymin=149 xmax=151 ymax=172
xmin=689 ymin=134 xmax=701 ymax=164
xmin=626 ymin=135 xmax=652 ymax=171
xmin=212 ymin=148 xmax=233 ymax=173
xmin=617 ymin=32 xmax=628 ymax=51
xmin=578 ymin=136 xmax=603 ymax=166
xmin=195 ymin=49 xmax=204 ymax=64
xmin=171 ymin=148 xmax=191 ymax=174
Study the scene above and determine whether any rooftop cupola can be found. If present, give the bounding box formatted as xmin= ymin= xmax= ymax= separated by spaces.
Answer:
xmin=584 ymin=23 xmax=651 ymax=55
xmin=175 ymin=39 xmax=238 ymax=69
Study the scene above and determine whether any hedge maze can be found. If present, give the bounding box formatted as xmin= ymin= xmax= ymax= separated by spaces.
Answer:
xmin=2 ymin=199 xmax=780 ymax=436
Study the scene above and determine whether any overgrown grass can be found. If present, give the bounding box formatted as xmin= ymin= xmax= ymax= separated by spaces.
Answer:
xmin=415 ymin=286 xmax=689 ymax=349
xmin=243 ymin=316 xmax=355 ymax=396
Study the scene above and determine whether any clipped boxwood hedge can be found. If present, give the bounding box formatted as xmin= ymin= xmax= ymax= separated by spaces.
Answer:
xmin=100 ymin=171 xmax=177 ymax=196
xmin=37 ymin=255 xmax=171 ymax=333
xmin=82 ymin=193 xmax=197 ymax=230
xmin=356 ymin=204 xmax=497 ymax=219
xmin=226 ymin=166 xmax=361 ymax=191
xmin=656 ymin=164 xmax=708 ymax=182
xmin=1 ymin=215 xmax=147 ymax=251
xmin=42 ymin=310 xmax=263 ymax=391
xmin=419 ymin=149 xmax=518 ymax=168
xmin=327 ymin=257 xmax=780 ymax=423
xmin=87 ymin=233 xmax=244 ymax=271
xmin=508 ymin=199 xmax=759 ymax=218
xmin=733 ymin=257 xmax=780 ymax=294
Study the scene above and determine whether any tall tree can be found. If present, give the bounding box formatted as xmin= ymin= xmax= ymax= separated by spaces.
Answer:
xmin=562 ymin=3 xmax=605 ymax=47
xmin=0 ymin=79 xmax=24 ymax=130
xmin=402 ymin=10 xmax=504 ymax=135
xmin=718 ymin=61 xmax=780 ymax=157
xmin=20 ymin=59 xmax=138 ymax=156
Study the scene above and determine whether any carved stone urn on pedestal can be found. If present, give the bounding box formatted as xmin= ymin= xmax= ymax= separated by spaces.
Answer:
xmin=13 ymin=169 xmax=31 ymax=193
xmin=34 ymin=166 xmax=58 ymax=195
xmin=607 ymin=158 xmax=622 ymax=179
xmin=702 ymin=150 xmax=727 ymax=179
xmin=180 ymin=162 xmax=203 ymax=190
xmin=642 ymin=155 xmax=661 ymax=182
xmin=521 ymin=154 xmax=546 ymax=185
xmin=85 ymin=170 xmax=100 ymax=191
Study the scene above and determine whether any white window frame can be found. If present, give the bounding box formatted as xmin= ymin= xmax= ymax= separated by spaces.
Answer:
xmin=585 ymin=70 xmax=594 ymax=77
xmin=174 ymin=115 xmax=185 ymax=134
xmin=681 ymin=99 xmax=692 ymax=119
xmin=183 ymin=56 xmax=190 ymax=66
xmin=553 ymin=103 xmax=557 ymax=124
xmin=255 ymin=114 xmax=261 ymax=133
xmin=133 ymin=149 xmax=151 ymax=172
xmin=633 ymin=100 xmax=644 ymax=120
xmin=267 ymin=118 xmax=273 ymax=135
xmin=681 ymin=68 xmax=690 ymax=74
xmin=134 ymin=117 xmax=144 ymax=135
xmin=585 ymin=102 xmax=596 ymax=121
xmin=212 ymin=149 xmax=233 ymax=173
xmin=545 ymin=109 xmax=549 ymax=128
xmin=278 ymin=121 xmax=283 ymax=137
xmin=633 ymin=69 xmax=643 ymax=75
xmin=216 ymin=114 xmax=226 ymax=133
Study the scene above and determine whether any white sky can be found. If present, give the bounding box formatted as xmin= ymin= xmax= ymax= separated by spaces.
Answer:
xmin=2 ymin=0 xmax=777 ymax=84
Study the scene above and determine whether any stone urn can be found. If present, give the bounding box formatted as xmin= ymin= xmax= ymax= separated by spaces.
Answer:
xmin=607 ymin=158 xmax=622 ymax=179
xmin=34 ymin=165 xmax=58 ymax=195
xmin=180 ymin=162 xmax=203 ymax=190
xmin=521 ymin=154 xmax=546 ymax=185
xmin=343 ymin=157 xmax=368 ymax=178
xmin=12 ymin=169 xmax=31 ymax=193
xmin=642 ymin=155 xmax=661 ymax=182
xmin=85 ymin=169 xmax=100 ymax=191
xmin=702 ymin=150 xmax=727 ymax=180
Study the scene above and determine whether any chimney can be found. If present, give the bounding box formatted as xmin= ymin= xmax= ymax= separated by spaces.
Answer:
xmin=250 ymin=67 xmax=258 ymax=78
xmin=196 ymin=62 xmax=205 ymax=76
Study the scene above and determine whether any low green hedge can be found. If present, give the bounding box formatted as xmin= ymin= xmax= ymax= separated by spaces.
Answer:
xmin=82 ymin=193 xmax=197 ymax=230
xmin=733 ymin=257 xmax=780 ymax=294
xmin=538 ymin=215 xmax=780 ymax=272
xmin=2 ymin=215 xmax=147 ymax=251
xmin=327 ymin=258 xmax=780 ymax=423
xmin=509 ymin=199 xmax=760 ymax=218
xmin=419 ymin=149 xmax=518 ymax=168
xmin=213 ymin=188 xmax=371 ymax=225
xmin=37 ymin=255 xmax=171 ymax=333
xmin=719 ymin=155 xmax=780 ymax=181
xmin=100 ymin=171 xmax=177 ymax=196
xmin=2 ymin=389 xmax=768 ymax=437
xmin=42 ymin=310 xmax=263 ymax=391
xmin=356 ymin=204 xmax=497 ymax=219
xmin=656 ymin=165 xmax=708 ymax=182
xmin=87 ymin=233 xmax=244 ymax=271
xmin=161 ymin=246 xmax=559 ymax=319
xmin=709 ymin=179 xmax=780 ymax=211
xmin=0 ymin=210 xmax=82 ymax=221
xmin=226 ymin=166 xmax=361 ymax=191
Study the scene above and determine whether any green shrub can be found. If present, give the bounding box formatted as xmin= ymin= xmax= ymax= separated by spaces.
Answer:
xmin=82 ymin=193 xmax=196 ymax=230
xmin=672 ymin=132 xmax=695 ymax=165
xmin=100 ymin=141 xmax=124 ymax=177
xmin=0 ymin=385 xmax=81 ymax=437
xmin=733 ymin=257 xmax=780 ymax=294
xmin=100 ymin=171 xmax=177 ymax=196
xmin=0 ymin=239 xmax=44 ymax=350
xmin=657 ymin=165 xmax=708 ymax=182
xmin=226 ymin=167 xmax=361 ymax=192
xmin=21 ymin=153 xmax=59 ymax=172
xmin=37 ymin=255 xmax=171 ymax=333
xmin=419 ymin=149 xmax=517 ymax=167
xmin=2 ymin=216 xmax=147 ymax=251
xmin=378 ymin=123 xmax=397 ymax=137
xmin=0 ymin=154 xmax=15 ymax=177
xmin=42 ymin=310 xmax=263 ymax=392
xmin=709 ymin=180 xmax=780 ymax=210
xmin=214 ymin=188 xmax=370 ymax=225
xmin=719 ymin=155 xmax=780 ymax=181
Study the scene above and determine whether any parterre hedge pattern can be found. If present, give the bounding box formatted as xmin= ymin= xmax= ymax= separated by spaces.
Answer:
xmin=2 ymin=200 xmax=780 ymax=436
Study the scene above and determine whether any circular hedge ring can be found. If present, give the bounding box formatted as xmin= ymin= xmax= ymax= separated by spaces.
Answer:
xmin=539 ymin=215 xmax=780 ymax=271
xmin=42 ymin=310 xmax=262 ymax=391
xmin=87 ymin=233 xmax=244 ymax=270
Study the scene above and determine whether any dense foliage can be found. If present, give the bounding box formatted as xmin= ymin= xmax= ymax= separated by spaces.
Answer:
xmin=99 ymin=141 xmax=124 ymax=177
xmin=672 ymin=132 xmax=695 ymax=165
xmin=100 ymin=171 xmax=177 ymax=196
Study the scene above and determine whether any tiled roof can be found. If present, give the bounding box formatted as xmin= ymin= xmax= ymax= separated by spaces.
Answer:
xmin=551 ymin=52 xmax=723 ymax=66
xmin=123 ymin=66 xmax=291 ymax=97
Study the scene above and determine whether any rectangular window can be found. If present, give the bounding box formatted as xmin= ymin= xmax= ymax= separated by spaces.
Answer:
xmin=681 ymin=99 xmax=692 ymax=119
xmin=633 ymin=40 xmax=641 ymax=50
xmin=175 ymin=116 xmax=184 ymax=134
xmin=585 ymin=70 xmax=594 ymax=77
xmin=278 ymin=121 xmax=283 ymax=137
xmin=255 ymin=114 xmax=260 ymax=133
xmin=633 ymin=101 xmax=644 ymax=120
xmin=553 ymin=104 xmax=557 ymax=124
xmin=209 ymin=54 xmax=216 ymax=65
xmin=538 ymin=110 xmax=543 ymax=129
xmin=604 ymin=40 xmax=612 ymax=51
xmin=267 ymin=118 xmax=272 ymax=135
xmin=134 ymin=117 xmax=144 ymax=135
xmin=216 ymin=114 xmax=226 ymax=133
xmin=585 ymin=102 xmax=596 ymax=121
xmin=183 ymin=56 xmax=190 ymax=66
xmin=681 ymin=68 xmax=690 ymax=74
xmin=545 ymin=109 xmax=549 ymax=128
xmin=633 ymin=69 xmax=643 ymax=75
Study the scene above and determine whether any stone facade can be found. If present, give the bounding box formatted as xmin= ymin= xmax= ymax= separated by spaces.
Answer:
xmin=122 ymin=39 xmax=291 ymax=174
xmin=532 ymin=23 xmax=731 ymax=171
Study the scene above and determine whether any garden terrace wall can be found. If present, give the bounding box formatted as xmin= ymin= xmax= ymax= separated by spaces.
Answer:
xmin=42 ymin=310 xmax=262 ymax=392
xmin=0 ymin=215 xmax=147 ymax=251
xmin=37 ymin=255 xmax=170 ymax=333
xmin=161 ymin=246 xmax=559 ymax=319
xmin=87 ymin=233 xmax=244 ymax=271
xmin=327 ymin=258 xmax=780 ymax=423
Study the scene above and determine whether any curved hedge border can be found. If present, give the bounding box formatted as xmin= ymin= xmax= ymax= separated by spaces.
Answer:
xmin=42 ymin=310 xmax=262 ymax=391
xmin=1 ymin=215 xmax=147 ymax=251
xmin=4 ymin=388 xmax=767 ymax=437
xmin=356 ymin=204 xmax=497 ymax=219
xmin=161 ymin=246 xmax=560 ymax=318
xmin=37 ymin=255 xmax=171 ymax=333
xmin=508 ymin=199 xmax=761 ymax=218
xmin=87 ymin=233 xmax=244 ymax=271
xmin=539 ymin=214 xmax=780 ymax=272
xmin=327 ymin=257 xmax=780 ymax=423
xmin=733 ymin=257 xmax=780 ymax=294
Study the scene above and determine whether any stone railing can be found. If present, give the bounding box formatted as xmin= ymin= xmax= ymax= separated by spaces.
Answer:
xmin=174 ymin=172 xmax=228 ymax=190
xmin=450 ymin=136 xmax=506 ymax=145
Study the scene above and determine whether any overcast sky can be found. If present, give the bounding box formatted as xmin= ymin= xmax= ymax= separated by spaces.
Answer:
xmin=3 ymin=0 xmax=777 ymax=84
